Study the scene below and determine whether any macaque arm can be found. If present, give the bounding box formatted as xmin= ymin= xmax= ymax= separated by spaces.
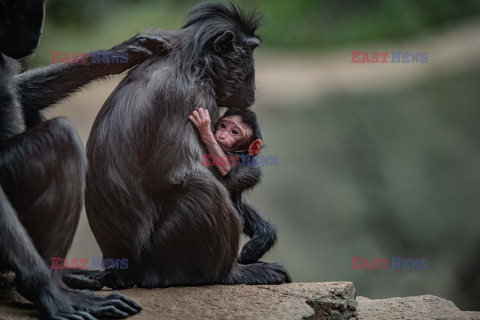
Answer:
xmin=220 ymin=163 xmax=261 ymax=192
xmin=16 ymin=33 xmax=169 ymax=127
xmin=189 ymin=108 xmax=232 ymax=175
xmin=200 ymin=132 xmax=232 ymax=176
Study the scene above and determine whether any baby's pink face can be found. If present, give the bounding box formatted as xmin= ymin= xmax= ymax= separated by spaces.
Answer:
xmin=214 ymin=115 xmax=252 ymax=149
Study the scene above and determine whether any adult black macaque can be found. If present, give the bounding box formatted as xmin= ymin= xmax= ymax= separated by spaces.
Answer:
xmin=0 ymin=0 xmax=167 ymax=318
xmin=85 ymin=3 xmax=291 ymax=289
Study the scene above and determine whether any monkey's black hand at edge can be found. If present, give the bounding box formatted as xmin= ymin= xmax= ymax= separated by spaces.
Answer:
xmin=108 ymin=33 xmax=170 ymax=73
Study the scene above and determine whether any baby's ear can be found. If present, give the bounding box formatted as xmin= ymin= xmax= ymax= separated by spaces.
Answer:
xmin=248 ymin=139 xmax=263 ymax=156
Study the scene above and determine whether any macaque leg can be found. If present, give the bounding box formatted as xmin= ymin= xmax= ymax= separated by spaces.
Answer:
xmin=0 ymin=118 xmax=142 ymax=318
xmin=0 ymin=118 xmax=102 ymax=290
xmin=0 ymin=118 xmax=85 ymax=261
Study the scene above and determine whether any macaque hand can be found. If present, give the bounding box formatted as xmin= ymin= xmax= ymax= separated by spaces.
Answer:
xmin=189 ymin=108 xmax=212 ymax=136
xmin=108 ymin=33 xmax=170 ymax=71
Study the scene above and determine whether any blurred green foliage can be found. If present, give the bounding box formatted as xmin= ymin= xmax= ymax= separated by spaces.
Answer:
xmin=30 ymin=0 xmax=480 ymax=66
xmin=44 ymin=0 xmax=480 ymax=47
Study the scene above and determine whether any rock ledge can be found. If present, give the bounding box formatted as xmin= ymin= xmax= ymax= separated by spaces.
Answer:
xmin=1 ymin=276 xmax=478 ymax=320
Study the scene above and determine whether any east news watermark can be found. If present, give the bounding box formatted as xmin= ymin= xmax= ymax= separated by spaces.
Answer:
xmin=51 ymin=51 xmax=128 ymax=64
xmin=201 ymin=154 xmax=279 ymax=167
xmin=351 ymin=257 xmax=429 ymax=270
xmin=351 ymin=51 xmax=429 ymax=63
xmin=51 ymin=257 xmax=128 ymax=270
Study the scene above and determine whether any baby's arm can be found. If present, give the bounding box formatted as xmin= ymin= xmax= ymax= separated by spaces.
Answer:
xmin=189 ymin=108 xmax=232 ymax=175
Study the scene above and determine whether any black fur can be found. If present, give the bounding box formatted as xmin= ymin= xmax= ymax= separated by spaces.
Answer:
xmin=84 ymin=2 xmax=290 ymax=289
xmin=0 ymin=0 xmax=167 ymax=318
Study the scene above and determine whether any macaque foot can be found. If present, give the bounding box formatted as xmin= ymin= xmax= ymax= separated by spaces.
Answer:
xmin=227 ymin=261 xmax=292 ymax=285
xmin=62 ymin=272 xmax=102 ymax=291
xmin=67 ymin=290 xmax=141 ymax=319
xmin=102 ymin=270 xmax=137 ymax=290
xmin=25 ymin=282 xmax=141 ymax=319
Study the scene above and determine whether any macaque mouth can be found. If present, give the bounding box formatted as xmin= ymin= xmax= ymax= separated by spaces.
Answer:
xmin=217 ymin=140 xmax=232 ymax=150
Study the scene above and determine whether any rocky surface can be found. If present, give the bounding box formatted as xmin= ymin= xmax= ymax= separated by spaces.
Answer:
xmin=1 ymin=274 xmax=478 ymax=320
xmin=0 ymin=278 xmax=355 ymax=320
xmin=356 ymin=295 xmax=480 ymax=320
xmin=94 ymin=282 xmax=356 ymax=320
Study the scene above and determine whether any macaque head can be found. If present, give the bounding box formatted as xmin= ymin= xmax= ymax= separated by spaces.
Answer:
xmin=182 ymin=3 xmax=262 ymax=109
xmin=214 ymin=108 xmax=263 ymax=156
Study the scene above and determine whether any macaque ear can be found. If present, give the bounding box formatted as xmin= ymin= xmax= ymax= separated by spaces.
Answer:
xmin=213 ymin=31 xmax=234 ymax=53
xmin=248 ymin=139 xmax=263 ymax=156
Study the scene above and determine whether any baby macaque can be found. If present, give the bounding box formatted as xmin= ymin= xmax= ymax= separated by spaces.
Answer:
xmin=189 ymin=107 xmax=277 ymax=264
xmin=189 ymin=107 xmax=263 ymax=175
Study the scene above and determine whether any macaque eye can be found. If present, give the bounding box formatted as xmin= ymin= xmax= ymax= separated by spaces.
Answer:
xmin=220 ymin=123 xmax=227 ymax=129
xmin=232 ymin=129 xmax=238 ymax=135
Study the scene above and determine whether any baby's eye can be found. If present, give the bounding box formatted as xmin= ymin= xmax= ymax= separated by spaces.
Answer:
xmin=220 ymin=123 xmax=227 ymax=129
xmin=232 ymin=129 xmax=238 ymax=135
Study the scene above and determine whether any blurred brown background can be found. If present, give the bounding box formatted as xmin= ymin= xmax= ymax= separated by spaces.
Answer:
xmin=26 ymin=0 xmax=480 ymax=310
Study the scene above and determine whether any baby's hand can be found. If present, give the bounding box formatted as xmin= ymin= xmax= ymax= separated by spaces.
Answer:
xmin=189 ymin=108 xmax=212 ymax=135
